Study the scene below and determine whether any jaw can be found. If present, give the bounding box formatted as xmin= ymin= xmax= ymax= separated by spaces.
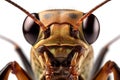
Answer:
xmin=31 ymin=45 xmax=89 ymax=80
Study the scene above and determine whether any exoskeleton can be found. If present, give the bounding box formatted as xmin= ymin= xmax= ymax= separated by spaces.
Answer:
xmin=1 ymin=0 xmax=120 ymax=80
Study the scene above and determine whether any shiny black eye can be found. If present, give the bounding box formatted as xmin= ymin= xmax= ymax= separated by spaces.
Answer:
xmin=23 ymin=13 xmax=40 ymax=45
xmin=82 ymin=14 xmax=100 ymax=44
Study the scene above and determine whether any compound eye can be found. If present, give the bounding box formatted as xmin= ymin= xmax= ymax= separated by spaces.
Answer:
xmin=23 ymin=13 xmax=40 ymax=45
xmin=82 ymin=14 xmax=100 ymax=44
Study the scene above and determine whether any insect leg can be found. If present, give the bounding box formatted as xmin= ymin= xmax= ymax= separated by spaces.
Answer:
xmin=0 ymin=61 xmax=32 ymax=80
xmin=91 ymin=35 xmax=120 ymax=77
xmin=0 ymin=35 xmax=34 ymax=79
xmin=92 ymin=61 xmax=120 ymax=80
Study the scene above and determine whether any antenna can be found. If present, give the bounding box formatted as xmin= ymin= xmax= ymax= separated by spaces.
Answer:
xmin=75 ymin=0 xmax=111 ymax=30
xmin=5 ymin=0 xmax=47 ymax=31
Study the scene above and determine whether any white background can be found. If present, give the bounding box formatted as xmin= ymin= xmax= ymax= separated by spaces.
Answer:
xmin=0 ymin=0 xmax=120 ymax=79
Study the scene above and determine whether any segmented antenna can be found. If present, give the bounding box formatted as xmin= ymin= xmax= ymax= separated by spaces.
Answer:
xmin=5 ymin=0 xmax=47 ymax=31
xmin=75 ymin=0 xmax=111 ymax=30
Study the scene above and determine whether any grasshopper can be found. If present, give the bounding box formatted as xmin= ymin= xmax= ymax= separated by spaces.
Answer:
xmin=0 ymin=0 xmax=120 ymax=80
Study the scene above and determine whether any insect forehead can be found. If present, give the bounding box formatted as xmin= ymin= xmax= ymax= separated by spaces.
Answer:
xmin=38 ymin=9 xmax=84 ymax=27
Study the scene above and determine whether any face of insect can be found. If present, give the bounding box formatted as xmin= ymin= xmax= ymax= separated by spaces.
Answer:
xmin=23 ymin=9 xmax=100 ymax=80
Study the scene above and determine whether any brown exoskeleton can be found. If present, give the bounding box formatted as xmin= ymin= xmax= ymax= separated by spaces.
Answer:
xmin=0 ymin=0 xmax=120 ymax=80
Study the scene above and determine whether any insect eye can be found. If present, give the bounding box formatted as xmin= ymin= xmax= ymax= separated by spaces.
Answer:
xmin=23 ymin=13 xmax=40 ymax=45
xmin=82 ymin=14 xmax=100 ymax=44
